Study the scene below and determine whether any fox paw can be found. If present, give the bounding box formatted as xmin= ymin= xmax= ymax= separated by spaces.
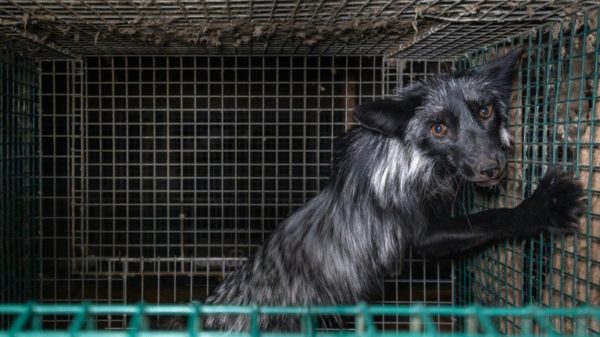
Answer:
xmin=526 ymin=167 xmax=585 ymax=234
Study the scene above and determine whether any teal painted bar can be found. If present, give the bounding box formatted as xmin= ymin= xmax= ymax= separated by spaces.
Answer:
xmin=0 ymin=303 xmax=598 ymax=316
xmin=0 ymin=303 xmax=597 ymax=337
xmin=0 ymin=333 xmax=538 ymax=337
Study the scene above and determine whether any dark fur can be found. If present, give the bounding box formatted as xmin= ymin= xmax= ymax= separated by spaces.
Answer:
xmin=167 ymin=48 xmax=584 ymax=331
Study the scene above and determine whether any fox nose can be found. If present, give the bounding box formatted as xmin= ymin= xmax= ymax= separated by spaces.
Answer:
xmin=478 ymin=161 xmax=500 ymax=179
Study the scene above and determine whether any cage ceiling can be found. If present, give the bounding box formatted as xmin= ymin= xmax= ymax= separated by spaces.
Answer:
xmin=0 ymin=0 xmax=596 ymax=59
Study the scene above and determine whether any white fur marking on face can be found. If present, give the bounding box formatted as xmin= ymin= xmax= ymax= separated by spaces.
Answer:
xmin=500 ymin=127 xmax=512 ymax=148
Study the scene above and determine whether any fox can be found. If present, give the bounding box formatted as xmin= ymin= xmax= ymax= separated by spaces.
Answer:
xmin=164 ymin=48 xmax=584 ymax=331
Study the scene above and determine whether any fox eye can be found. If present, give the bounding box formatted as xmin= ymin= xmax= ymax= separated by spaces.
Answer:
xmin=431 ymin=122 xmax=447 ymax=137
xmin=479 ymin=104 xmax=493 ymax=119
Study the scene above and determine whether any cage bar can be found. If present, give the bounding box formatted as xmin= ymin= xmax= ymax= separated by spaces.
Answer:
xmin=0 ymin=303 xmax=599 ymax=337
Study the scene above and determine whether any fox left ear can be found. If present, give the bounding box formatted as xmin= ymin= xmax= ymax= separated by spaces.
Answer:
xmin=477 ymin=47 xmax=524 ymax=94
xmin=353 ymin=84 xmax=427 ymax=137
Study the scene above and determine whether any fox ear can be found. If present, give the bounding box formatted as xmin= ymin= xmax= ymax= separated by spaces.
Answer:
xmin=477 ymin=47 xmax=523 ymax=94
xmin=353 ymin=85 xmax=427 ymax=136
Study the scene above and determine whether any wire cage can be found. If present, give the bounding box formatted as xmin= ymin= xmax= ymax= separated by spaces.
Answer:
xmin=0 ymin=1 xmax=599 ymax=336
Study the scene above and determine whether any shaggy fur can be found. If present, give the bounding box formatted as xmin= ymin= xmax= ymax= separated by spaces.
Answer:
xmin=166 ymin=48 xmax=584 ymax=331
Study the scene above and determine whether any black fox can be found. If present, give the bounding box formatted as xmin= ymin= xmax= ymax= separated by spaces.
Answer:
xmin=168 ymin=48 xmax=584 ymax=331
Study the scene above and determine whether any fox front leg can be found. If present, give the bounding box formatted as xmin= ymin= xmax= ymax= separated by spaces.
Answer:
xmin=415 ymin=168 xmax=585 ymax=258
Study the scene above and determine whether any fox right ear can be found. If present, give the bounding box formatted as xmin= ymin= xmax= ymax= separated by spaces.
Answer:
xmin=476 ymin=47 xmax=523 ymax=95
xmin=353 ymin=85 xmax=426 ymax=137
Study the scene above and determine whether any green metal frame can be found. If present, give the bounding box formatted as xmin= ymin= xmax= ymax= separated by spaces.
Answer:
xmin=0 ymin=303 xmax=598 ymax=337
xmin=0 ymin=48 xmax=39 ymax=324
xmin=455 ymin=6 xmax=599 ymax=332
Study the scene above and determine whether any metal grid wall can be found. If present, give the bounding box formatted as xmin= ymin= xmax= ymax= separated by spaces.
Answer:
xmin=0 ymin=1 xmax=595 ymax=59
xmin=38 ymin=55 xmax=455 ymax=330
xmin=0 ymin=49 xmax=39 ymax=325
xmin=456 ymin=10 xmax=600 ymax=335
xmin=39 ymin=59 xmax=81 ymax=312
xmin=72 ymin=55 xmax=380 ymax=304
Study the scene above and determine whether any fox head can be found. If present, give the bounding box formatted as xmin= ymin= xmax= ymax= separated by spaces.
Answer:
xmin=354 ymin=48 xmax=523 ymax=186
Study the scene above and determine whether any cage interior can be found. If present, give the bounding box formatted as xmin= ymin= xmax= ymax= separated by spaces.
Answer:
xmin=0 ymin=1 xmax=599 ymax=335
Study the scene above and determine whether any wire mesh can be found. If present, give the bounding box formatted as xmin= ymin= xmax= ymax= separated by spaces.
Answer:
xmin=0 ymin=1 xmax=596 ymax=59
xmin=37 ymin=55 xmax=455 ymax=330
xmin=38 ymin=58 xmax=82 ymax=327
xmin=455 ymin=9 xmax=600 ymax=336
xmin=0 ymin=48 xmax=39 ymax=326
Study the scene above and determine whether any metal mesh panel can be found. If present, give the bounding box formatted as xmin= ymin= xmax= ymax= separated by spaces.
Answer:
xmin=387 ymin=2 xmax=598 ymax=60
xmin=39 ymin=59 xmax=82 ymax=320
xmin=74 ymin=55 xmax=380 ymax=303
xmin=0 ymin=48 xmax=39 ymax=325
xmin=37 ymin=55 xmax=455 ymax=330
xmin=456 ymin=10 xmax=600 ymax=335
xmin=0 ymin=1 xmax=596 ymax=59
